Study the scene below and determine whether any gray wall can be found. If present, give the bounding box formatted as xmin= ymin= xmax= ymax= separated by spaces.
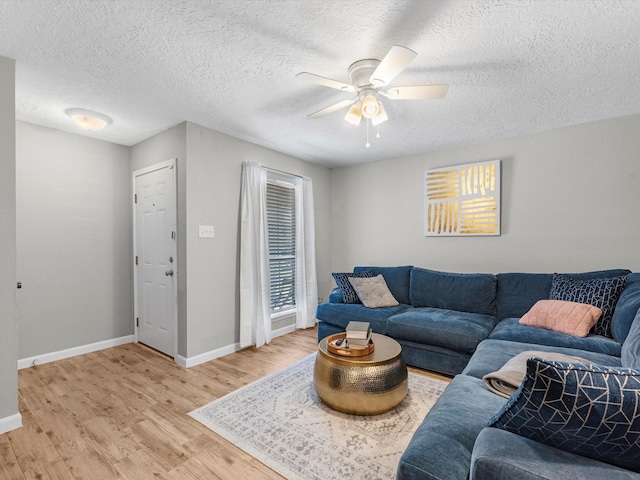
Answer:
xmin=131 ymin=122 xmax=332 ymax=358
xmin=183 ymin=123 xmax=331 ymax=357
xmin=0 ymin=56 xmax=18 ymax=426
xmin=16 ymin=122 xmax=133 ymax=359
xmin=16 ymin=95 xmax=640 ymax=368
xmin=330 ymin=113 xmax=640 ymax=274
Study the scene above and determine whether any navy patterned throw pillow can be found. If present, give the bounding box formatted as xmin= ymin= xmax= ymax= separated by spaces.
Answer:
xmin=489 ymin=358 xmax=640 ymax=473
xmin=549 ymin=273 xmax=628 ymax=337
xmin=331 ymin=271 xmax=374 ymax=304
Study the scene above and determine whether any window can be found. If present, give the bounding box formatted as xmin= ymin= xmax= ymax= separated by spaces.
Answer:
xmin=266 ymin=180 xmax=296 ymax=316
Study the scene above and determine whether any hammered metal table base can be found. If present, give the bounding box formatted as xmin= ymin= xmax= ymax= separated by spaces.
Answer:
xmin=314 ymin=333 xmax=408 ymax=415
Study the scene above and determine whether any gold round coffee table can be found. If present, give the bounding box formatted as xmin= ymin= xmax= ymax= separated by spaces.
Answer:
xmin=314 ymin=333 xmax=408 ymax=415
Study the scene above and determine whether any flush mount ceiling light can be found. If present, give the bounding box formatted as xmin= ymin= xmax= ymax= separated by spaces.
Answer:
xmin=65 ymin=108 xmax=112 ymax=131
xmin=296 ymin=45 xmax=449 ymax=147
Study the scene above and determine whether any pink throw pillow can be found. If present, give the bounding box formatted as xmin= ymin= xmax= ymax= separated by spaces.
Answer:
xmin=519 ymin=299 xmax=602 ymax=337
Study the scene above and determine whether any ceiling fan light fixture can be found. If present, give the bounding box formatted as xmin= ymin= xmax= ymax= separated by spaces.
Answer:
xmin=361 ymin=94 xmax=379 ymax=118
xmin=66 ymin=108 xmax=112 ymax=131
xmin=344 ymin=103 xmax=362 ymax=126
xmin=371 ymin=101 xmax=388 ymax=126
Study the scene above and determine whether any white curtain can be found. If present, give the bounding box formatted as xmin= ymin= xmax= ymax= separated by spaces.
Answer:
xmin=239 ymin=161 xmax=271 ymax=348
xmin=240 ymin=161 xmax=318 ymax=348
xmin=294 ymin=176 xmax=318 ymax=329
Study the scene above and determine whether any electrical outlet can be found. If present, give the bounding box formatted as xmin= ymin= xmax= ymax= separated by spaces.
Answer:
xmin=199 ymin=225 xmax=215 ymax=238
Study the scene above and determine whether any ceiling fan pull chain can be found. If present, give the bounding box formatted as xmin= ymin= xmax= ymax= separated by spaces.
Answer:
xmin=376 ymin=124 xmax=380 ymax=139
xmin=366 ymin=119 xmax=370 ymax=148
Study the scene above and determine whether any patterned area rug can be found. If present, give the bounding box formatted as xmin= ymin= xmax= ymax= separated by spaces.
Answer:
xmin=189 ymin=353 xmax=448 ymax=480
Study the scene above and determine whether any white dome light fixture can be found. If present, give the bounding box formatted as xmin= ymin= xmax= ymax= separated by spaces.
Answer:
xmin=65 ymin=108 xmax=112 ymax=131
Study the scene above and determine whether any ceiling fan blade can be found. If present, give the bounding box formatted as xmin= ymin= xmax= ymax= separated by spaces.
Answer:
xmin=369 ymin=45 xmax=417 ymax=87
xmin=384 ymin=84 xmax=449 ymax=100
xmin=308 ymin=98 xmax=355 ymax=118
xmin=296 ymin=72 xmax=356 ymax=92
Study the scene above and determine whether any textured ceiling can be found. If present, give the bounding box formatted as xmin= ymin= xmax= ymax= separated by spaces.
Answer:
xmin=1 ymin=0 xmax=639 ymax=167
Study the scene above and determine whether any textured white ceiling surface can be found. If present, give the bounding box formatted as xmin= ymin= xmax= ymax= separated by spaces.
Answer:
xmin=0 ymin=0 xmax=639 ymax=167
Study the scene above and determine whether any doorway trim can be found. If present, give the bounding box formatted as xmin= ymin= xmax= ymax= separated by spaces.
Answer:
xmin=132 ymin=158 xmax=178 ymax=361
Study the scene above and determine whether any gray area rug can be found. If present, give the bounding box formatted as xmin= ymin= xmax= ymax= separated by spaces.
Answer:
xmin=189 ymin=353 xmax=448 ymax=480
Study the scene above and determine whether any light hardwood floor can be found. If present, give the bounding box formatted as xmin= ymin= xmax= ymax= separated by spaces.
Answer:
xmin=2 ymin=328 xmax=449 ymax=479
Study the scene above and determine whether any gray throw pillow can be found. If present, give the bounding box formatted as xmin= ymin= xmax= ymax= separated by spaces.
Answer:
xmin=348 ymin=275 xmax=399 ymax=308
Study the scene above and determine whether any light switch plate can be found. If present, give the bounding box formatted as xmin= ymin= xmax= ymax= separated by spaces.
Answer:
xmin=199 ymin=225 xmax=214 ymax=238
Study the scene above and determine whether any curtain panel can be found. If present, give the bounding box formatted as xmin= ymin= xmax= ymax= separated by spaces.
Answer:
xmin=239 ymin=161 xmax=318 ymax=348
xmin=295 ymin=176 xmax=318 ymax=329
xmin=239 ymin=161 xmax=271 ymax=348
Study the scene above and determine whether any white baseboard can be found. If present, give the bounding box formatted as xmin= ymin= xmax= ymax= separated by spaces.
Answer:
xmin=176 ymin=324 xmax=298 ymax=369
xmin=272 ymin=323 xmax=296 ymax=338
xmin=0 ymin=413 xmax=22 ymax=434
xmin=18 ymin=335 xmax=134 ymax=370
xmin=176 ymin=342 xmax=241 ymax=368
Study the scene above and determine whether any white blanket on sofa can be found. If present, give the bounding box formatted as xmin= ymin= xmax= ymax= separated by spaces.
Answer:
xmin=482 ymin=351 xmax=591 ymax=398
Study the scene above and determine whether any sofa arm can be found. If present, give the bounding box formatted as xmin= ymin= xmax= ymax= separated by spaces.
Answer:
xmin=328 ymin=287 xmax=343 ymax=303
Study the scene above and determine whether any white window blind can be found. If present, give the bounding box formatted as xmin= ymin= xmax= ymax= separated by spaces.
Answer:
xmin=266 ymin=181 xmax=296 ymax=314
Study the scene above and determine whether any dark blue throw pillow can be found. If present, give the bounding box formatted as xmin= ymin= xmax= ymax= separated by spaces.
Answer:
xmin=489 ymin=358 xmax=640 ymax=473
xmin=331 ymin=271 xmax=374 ymax=304
xmin=549 ymin=273 xmax=627 ymax=338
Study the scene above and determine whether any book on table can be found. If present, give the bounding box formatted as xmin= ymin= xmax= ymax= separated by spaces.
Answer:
xmin=346 ymin=321 xmax=372 ymax=346
xmin=347 ymin=330 xmax=372 ymax=347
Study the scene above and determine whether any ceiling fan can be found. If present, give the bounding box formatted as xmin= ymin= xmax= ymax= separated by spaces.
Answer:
xmin=296 ymin=45 xmax=448 ymax=127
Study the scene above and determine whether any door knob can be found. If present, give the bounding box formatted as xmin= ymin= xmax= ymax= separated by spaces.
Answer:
xmin=165 ymin=269 xmax=174 ymax=277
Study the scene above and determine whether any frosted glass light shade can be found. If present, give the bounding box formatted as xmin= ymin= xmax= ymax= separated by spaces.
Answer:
xmin=371 ymin=101 xmax=388 ymax=126
xmin=344 ymin=103 xmax=362 ymax=126
xmin=361 ymin=94 xmax=379 ymax=118
xmin=66 ymin=109 xmax=112 ymax=131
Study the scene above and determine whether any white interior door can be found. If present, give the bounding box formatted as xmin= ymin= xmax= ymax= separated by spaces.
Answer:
xmin=134 ymin=160 xmax=177 ymax=357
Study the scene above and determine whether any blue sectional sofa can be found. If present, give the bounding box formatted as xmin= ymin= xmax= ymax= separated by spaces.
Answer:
xmin=316 ymin=266 xmax=640 ymax=479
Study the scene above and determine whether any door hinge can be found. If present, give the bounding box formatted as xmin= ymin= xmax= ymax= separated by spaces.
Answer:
xmin=171 ymin=231 xmax=175 ymax=240
xmin=135 ymin=255 xmax=138 ymax=266
xmin=134 ymin=193 xmax=137 ymax=204
xmin=136 ymin=317 xmax=139 ymax=327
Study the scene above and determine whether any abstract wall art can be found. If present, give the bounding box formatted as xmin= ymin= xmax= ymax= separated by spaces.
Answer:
xmin=424 ymin=160 xmax=501 ymax=236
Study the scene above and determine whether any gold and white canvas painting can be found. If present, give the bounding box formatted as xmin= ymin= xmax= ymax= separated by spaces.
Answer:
xmin=424 ymin=160 xmax=501 ymax=236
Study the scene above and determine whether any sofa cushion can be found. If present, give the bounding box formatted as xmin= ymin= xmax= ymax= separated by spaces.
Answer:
xmin=331 ymin=270 xmax=374 ymax=304
xmin=387 ymin=307 xmax=498 ymax=353
xmin=409 ymin=267 xmax=497 ymax=316
xmin=519 ymin=299 xmax=602 ymax=337
xmin=393 ymin=339 xmax=474 ymax=376
xmin=611 ymin=273 xmax=640 ymax=343
xmin=397 ymin=375 xmax=506 ymax=480
xmin=488 ymin=359 xmax=640 ymax=473
xmin=315 ymin=302 xmax=411 ymax=335
xmin=353 ymin=265 xmax=412 ymax=305
xmin=489 ymin=317 xmax=622 ymax=356
xmin=622 ymin=308 xmax=640 ymax=370
xmin=496 ymin=272 xmax=553 ymax=320
xmin=472 ymin=427 xmax=640 ymax=480
xmin=549 ymin=273 xmax=628 ymax=337
xmin=348 ymin=275 xmax=399 ymax=308
xmin=462 ymin=339 xmax=622 ymax=380
xmin=496 ymin=269 xmax=632 ymax=321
